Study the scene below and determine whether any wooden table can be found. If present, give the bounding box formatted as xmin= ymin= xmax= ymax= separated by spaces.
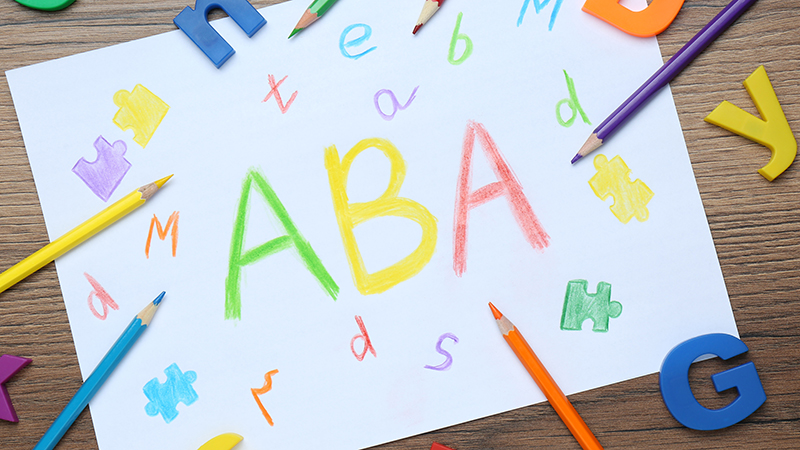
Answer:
xmin=1 ymin=0 xmax=798 ymax=448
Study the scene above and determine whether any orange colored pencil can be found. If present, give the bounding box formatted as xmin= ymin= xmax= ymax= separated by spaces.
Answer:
xmin=488 ymin=302 xmax=603 ymax=450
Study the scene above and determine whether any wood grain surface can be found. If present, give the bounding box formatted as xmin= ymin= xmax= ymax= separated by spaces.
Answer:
xmin=1 ymin=0 xmax=798 ymax=449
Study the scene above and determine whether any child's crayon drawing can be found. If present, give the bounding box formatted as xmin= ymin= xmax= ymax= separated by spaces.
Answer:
xmin=453 ymin=121 xmax=550 ymax=276
xmin=448 ymin=13 xmax=473 ymax=65
xmin=374 ymin=86 xmax=419 ymax=121
xmin=350 ymin=315 xmax=376 ymax=361
xmin=84 ymin=272 xmax=119 ymax=320
xmin=112 ymin=84 xmax=169 ymax=148
xmin=145 ymin=211 xmax=179 ymax=258
xmin=424 ymin=333 xmax=459 ymax=371
xmin=518 ymin=0 xmax=564 ymax=31
xmin=251 ymin=369 xmax=279 ymax=426
xmin=561 ymin=279 xmax=622 ymax=332
xmin=72 ymin=136 xmax=131 ymax=202
xmin=325 ymin=138 xmax=437 ymax=295
xmin=339 ymin=24 xmax=377 ymax=60
xmin=556 ymin=70 xmax=591 ymax=127
xmin=143 ymin=363 xmax=198 ymax=424
xmin=589 ymin=154 xmax=653 ymax=223
xmin=225 ymin=168 xmax=338 ymax=320
xmin=261 ymin=74 xmax=298 ymax=114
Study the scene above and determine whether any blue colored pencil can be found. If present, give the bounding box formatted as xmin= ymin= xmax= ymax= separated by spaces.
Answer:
xmin=33 ymin=292 xmax=166 ymax=450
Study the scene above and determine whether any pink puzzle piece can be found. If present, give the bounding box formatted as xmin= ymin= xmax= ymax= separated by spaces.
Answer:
xmin=72 ymin=136 xmax=132 ymax=202
xmin=0 ymin=354 xmax=32 ymax=422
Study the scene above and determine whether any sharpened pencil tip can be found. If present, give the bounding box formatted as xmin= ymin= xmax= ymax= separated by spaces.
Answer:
xmin=153 ymin=291 xmax=166 ymax=306
xmin=154 ymin=174 xmax=173 ymax=188
xmin=288 ymin=28 xmax=301 ymax=39
xmin=488 ymin=302 xmax=503 ymax=320
xmin=571 ymin=153 xmax=582 ymax=164
xmin=412 ymin=24 xmax=422 ymax=35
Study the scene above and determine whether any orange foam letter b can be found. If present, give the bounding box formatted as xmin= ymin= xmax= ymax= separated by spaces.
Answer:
xmin=582 ymin=0 xmax=684 ymax=37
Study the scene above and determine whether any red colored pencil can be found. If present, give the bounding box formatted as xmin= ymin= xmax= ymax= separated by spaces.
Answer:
xmin=413 ymin=0 xmax=445 ymax=35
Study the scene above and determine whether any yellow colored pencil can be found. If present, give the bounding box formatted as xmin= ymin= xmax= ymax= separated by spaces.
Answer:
xmin=0 ymin=175 xmax=172 ymax=294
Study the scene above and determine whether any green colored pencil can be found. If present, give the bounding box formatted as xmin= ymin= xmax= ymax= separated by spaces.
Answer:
xmin=289 ymin=0 xmax=341 ymax=38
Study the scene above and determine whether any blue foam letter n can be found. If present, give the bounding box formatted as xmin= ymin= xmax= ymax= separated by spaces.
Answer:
xmin=174 ymin=0 xmax=266 ymax=68
xmin=659 ymin=333 xmax=766 ymax=430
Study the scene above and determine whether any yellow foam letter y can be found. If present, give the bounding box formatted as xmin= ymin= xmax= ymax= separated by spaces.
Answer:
xmin=325 ymin=138 xmax=437 ymax=295
xmin=705 ymin=66 xmax=797 ymax=181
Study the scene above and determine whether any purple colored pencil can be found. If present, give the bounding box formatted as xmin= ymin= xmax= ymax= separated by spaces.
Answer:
xmin=572 ymin=0 xmax=758 ymax=164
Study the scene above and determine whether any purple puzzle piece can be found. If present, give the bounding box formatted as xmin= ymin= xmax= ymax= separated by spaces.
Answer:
xmin=72 ymin=136 xmax=132 ymax=201
xmin=0 ymin=354 xmax=32 ymax=422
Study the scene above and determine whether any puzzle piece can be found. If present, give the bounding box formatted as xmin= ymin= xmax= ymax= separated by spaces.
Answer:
xmin=113 ymin=84 xmax=169 ymax=148
xmin=589 ymin=154 xmax=653 ymax=223
xmin=704 ymin=65 xmax=797 ymax=181
xmin=143 ymin=363 xmax=198 ymax=423
xmin=72 ymin=136 xmax=131 ymax=202
xmin=0 ymin=354 xmax=32 ymax=422
xmin=560 ymin=279 xmax=622 ymax=332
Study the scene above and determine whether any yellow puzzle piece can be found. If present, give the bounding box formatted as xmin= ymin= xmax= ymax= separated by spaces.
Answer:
xmin=197 ymin=433 xmax=243 ymax=450
xmin=113 ymin=84 xmax=169 ymax=148
xmin=704 ymin=66 xmax=797 ymax=181
xmin=589 ymin=154 xmax=654 ymax=224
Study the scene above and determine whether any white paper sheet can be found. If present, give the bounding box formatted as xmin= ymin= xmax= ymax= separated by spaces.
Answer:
xmin=7 ymin=0 xmax=737 ymax=448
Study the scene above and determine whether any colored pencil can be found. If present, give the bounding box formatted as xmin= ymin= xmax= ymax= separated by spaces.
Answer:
xmin=489 ymin=302 xmax=603 ymax=450
xmin=33 ymin=292 xmax=166 ymax=450
xmin=288 ymin=0 xmax=341 ymax=38
xmin=0 ymin=175 xmax=172 ymax=294
xmin=571 ymin=0 xmax=758 ymax=164
xmin=412 ymin=0 xmax=445 ymax=35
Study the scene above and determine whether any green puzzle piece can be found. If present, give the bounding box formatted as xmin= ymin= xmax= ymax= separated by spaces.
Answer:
xmin=561 ymin=279 xmax=622 ymax=332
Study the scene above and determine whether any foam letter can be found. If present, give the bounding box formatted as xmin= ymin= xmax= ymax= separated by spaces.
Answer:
xmin=448 ymin=12 xmax=473 ymax=65
xmin=582 ymin=0 xmax=683 ymax=37
xmin=325 ymin=138 xmax=438 ymax=295
xmin=145 ymin=211 xmax=179 ymax=258
xmin=173 ymin=0 xmax=266 ymax=68
xmin=660 ymin=333 xmax=766 ymax=430
xmin=225 ymin=168 xmax=339 ymax=320
xmin=453 ymin=121 xmax=550 ymax=276
xmin=704 ymin=66 xmax=797 ymax=181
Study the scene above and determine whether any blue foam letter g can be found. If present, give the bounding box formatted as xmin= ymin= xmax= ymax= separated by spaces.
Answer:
xmin=659 ymin=333 xmax=766 ymax=430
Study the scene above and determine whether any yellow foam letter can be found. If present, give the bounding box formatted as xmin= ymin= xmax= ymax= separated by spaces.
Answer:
xmin=325 ymin=138 xmax=437 ymax=295
xmin=705 ymin=66 xmax=797 ymax=181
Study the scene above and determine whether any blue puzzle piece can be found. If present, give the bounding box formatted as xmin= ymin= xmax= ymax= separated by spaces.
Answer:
xmin=173 ymin=0 xmax=266 ymax=68
xmin=143 ymin=363 xmax=198 ymax=423
xmin=72 ymin=136 xmax=131 ymax=202
xmin=560 ymin=279 xmax=622 ymax=332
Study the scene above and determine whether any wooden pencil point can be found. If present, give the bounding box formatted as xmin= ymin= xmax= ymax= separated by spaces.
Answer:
xmin=154 ymin=174 xmax=173 ymax=188
xmin=488 ymin=302 xmax=502 ymax=319
xmin=572 ymin=133 xmax=602 ymax=164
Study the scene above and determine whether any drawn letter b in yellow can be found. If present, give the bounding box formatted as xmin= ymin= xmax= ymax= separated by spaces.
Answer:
xmin=704 ymin=66 xmax=797 ymax=181
xmin=325 ymin=138 xmax=437 ymax=295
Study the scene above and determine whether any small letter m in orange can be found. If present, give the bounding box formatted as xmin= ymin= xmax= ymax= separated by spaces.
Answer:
xmin=145 ymin=211 xmax=179 ymax=258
